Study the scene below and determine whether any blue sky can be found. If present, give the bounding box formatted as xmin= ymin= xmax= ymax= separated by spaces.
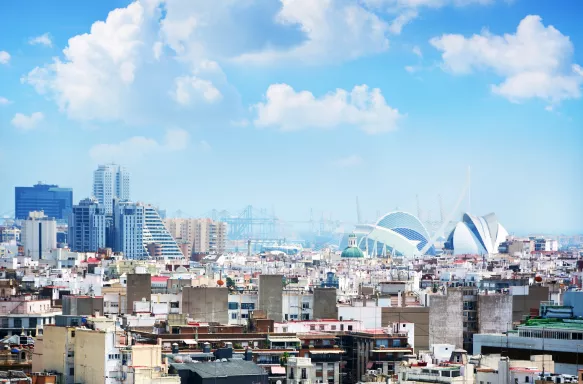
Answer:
xmin=0 ymin=0 xmax=582 ymax=234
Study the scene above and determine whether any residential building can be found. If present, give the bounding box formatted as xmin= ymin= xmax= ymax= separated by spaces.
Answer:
xmin=0 ymin=297 xmax=60 ymax=338
xmin=286 ymin=357 xmax=316 ymax=384
xmin=69 ymin=198 xmax=106 ymax=252
xmin=163 ymin=218 xmax=227 ymax=257
xmin=15 ymin=182 xmax=72 ymax=222
xmin=21 ymin=211 xmax=56 ymax=260
xmin=113 ymin=201 xmax=182 ymax=260
xmin=93 ymin=164 xmax=130 ymax=215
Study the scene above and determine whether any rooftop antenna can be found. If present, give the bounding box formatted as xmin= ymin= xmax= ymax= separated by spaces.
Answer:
xmin=356 ymin=196 xmax=362 ymax=224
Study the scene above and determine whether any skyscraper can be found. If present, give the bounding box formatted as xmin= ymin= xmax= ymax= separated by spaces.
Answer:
xmin=21 ymin=211 xmax=57 ymax=260
xmin=112 ymin=200 xmax=182 ymax=260
xmin=69 ymin=197 xmax=106 ymax=252
xmin=15 ymin=182 xmax=73 ymax=222
xmin=163 ymin=218 xmax=227 ymax=257
xmin=92 ymin=164 xmax=130 ymax=215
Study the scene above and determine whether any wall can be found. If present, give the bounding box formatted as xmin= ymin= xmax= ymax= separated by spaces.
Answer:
xmin=382 ymin=306 xmax=429 ymax=352
xmin=478 ymin=294 xmax=513 ymax=334
xmin=74 ymin=329 xmax=107 ymax=384
xmin=512 ymin=285 xmax=549 ymax=321
xmin=429 ymin=290 xmax=463 ymax=349
xmin=338 ymin=306 xmax=381 ymax=329
xmin=62 ymin=296 xmax=104 ymax=316
xmin=35 ymin=326 xmax=74 ymax=384
xmin=258 ymin=275 xmax=283 ymax=322
xmin=313 ymin=288 xmax=338 ymax=320
xmin=563 ymin=291 xmax=583 ymax=317
xmin=182 ymin=287 xmax=228 ymax=324
xmin=126 ymin=274 xmax=151 ymax=314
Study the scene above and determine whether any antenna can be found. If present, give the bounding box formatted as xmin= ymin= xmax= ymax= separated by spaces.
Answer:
xmin=356 ymin=196 xmax=362 ymax=224
xmin=416 ymin=194 xmax=422 ymax=221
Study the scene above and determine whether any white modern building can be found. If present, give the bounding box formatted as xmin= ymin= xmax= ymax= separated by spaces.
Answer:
xmin=445 ymin=212 xmax=508 ymax=255
xmin=93 ymin=164 xmax=130 ymax=215
xmin=21 ymin=211 xmax=57 ymax=260
xmin=113 ymin=201 xmax=182 ymax=260
xmin=69 ymin=197 xmax=106 ymax=252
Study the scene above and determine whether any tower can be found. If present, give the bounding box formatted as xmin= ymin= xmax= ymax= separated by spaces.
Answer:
xmin=93 ymin=164 xmax=130 ymax=215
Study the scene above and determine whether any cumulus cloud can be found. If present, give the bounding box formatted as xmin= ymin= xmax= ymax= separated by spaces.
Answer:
xmin=29 ymin=33 xmax=52 ymax=47
xmin=11 ymin=112 xmax=44 ymax=130
xmin=172 ymin=76 xmax=222 ymax=104
xmin=0 ymin=51 xmax=10 ymax=64
xmin=333 ymin=155 xmax=364 ymax=167
xmin=0 ymin=97 xmax=11 ymax=105
xmin=253 ymin=84 xmax=402 ymax=134
xmin=89 ymin=128 xmax=190 ymax=163
xmin=430 ymin=15 xmax=583 ymax=104
xmin=412 ymin=46 xmax=422 ymax=57
xmin=235 ymin=0 xmax=389 ymax=64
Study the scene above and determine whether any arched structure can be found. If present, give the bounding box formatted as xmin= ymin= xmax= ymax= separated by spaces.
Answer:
xmin=445 ymin=212 xmax=508 ymax=255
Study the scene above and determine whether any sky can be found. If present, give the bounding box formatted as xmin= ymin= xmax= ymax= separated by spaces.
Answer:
xmin=0 ymin=0 xmax=582 ymax=235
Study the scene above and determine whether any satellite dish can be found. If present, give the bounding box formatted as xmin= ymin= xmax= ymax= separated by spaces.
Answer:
xmin=276 ymin=381 xmax=282 ymax=384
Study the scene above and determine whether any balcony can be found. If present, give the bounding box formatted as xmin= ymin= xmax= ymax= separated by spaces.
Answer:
xmin=309 ymin=352 xmax=343 ymax=363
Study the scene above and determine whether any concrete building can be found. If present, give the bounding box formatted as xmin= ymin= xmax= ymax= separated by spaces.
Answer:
xmin=62 ymin=296 xmax=104 ymax=316
xmin=21 ymin=211 xmax=56 ymax=260
xmin=163 ymin=218 xmax=227 ymax=257
xmin=382 ymin=306 xmax=429 ymax=353
xmin=286 ymin=357 xmax=316 ymax=384
xmin=258 ymin=275 xmax=283 ymax=322
xmin=69 ymin=197 xmax=106 ymax=252
xmin=32 ymin=325 xmax=76 ymax=384
xmin=93 ymin=164 xmax=130 ymax=215
xmin=313 ymin=287 xmax=338 ymax=320
xmin=227 ymin=293 xmax=258 ymax=325
xmin=182 ymin=287 xmax=228 ymax=324
xmin=126 ymin=274 xmax=152 ymax=314
xmin=477 ymin=294 xmax=513 ymax=335
xmin=429 ymin=288 xmax=464 ymax=350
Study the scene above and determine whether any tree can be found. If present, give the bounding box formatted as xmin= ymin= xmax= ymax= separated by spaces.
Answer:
xmin=226 ymin=277 xmax=235 ymax=292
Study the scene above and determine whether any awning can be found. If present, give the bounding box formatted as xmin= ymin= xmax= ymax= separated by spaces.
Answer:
xmin=366 ymin=362 xmax=374 ymax=369
xmin=309 ymin=350 xmax=343 ymax=354
xmin=271 ymin=366 xmax=286 ymax=374
xmin=371 ymin=349 xmax=412 ymax=353
xmin=183 ymin=340 xmax=198 ymax=345
xmin=268 ymin=337 xmax=301 ymax=343
xmin=254 ymin=350 xmax=298 ymax=355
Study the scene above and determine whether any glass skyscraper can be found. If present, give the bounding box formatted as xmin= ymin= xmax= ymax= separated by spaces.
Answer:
xmin=15 ymin=183 xmax=73 ymax=222
xmin=69 ymin=197 xmax=106 ymax=252
xmin=93 ymin=164 xmax=130 ymax=215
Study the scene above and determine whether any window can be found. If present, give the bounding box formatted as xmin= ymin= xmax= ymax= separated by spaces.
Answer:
xmin=69 ymin=368 xmax=74 ymax=376
xmin=331 ymin=325 xmax=336 ymax=330
xmin=241 ymin=303 xmax=255 ymax=310
xmin=228 ymin=302 xmax=239 ymax=310
xmin=14 ymin=318 xmax=22 ymax=328
xmin=320 ymin=325 xmax=325 ymax=331
xmin=301 ymin=368 xmax=307 ymax=380
xmin=302 ymin=303 xmax=310 ymax=309
xmin=347 ymin=325 xmax=353 ymax=331
xmin=231 ymin=313 xmax=237 ymax=320
xmin=71 ymin=331 xmax=75 ymax=338
xmin=310 ymin=325 xmax=316 ymax=331
xmin=525 ymin=377 xmax=529 ymax=383
xmin=29 ymin=318 xmax=37 ymax=328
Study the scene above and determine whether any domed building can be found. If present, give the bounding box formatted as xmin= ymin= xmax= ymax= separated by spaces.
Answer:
xmin=341 ymin=233 xmax=364 ymax=258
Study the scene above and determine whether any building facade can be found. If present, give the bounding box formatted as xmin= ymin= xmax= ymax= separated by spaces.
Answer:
xmin=15 ymin=182 xmax=72 ymax=222
xmin=92 ymin=164 xmax=130 ymax=215
xmin=163 ymin=218 xmax=227 ymax=256
xmin=69 ymin=198 xmax=106 ymax=252
xmin=21 ymin=211 xmax=57 ymax=260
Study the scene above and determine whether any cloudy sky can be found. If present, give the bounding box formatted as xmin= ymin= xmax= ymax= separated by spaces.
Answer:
xmin=0 ymin=0 xmax=582 ymax=234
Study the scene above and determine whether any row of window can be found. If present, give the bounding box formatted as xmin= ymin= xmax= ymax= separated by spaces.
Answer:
xmin=520 ymin=329 xmax=583 ymax=340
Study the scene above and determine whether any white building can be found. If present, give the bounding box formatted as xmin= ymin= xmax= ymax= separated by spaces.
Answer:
xmin=21 ymin=211 xmax=56 ymax=260
xmin=93 ymin=164 xmax=130 ymax=215
xmin=163 ymin=217 xmax=227 ymax=256
xmin=69 ymin=197 xmax=106 ymax=252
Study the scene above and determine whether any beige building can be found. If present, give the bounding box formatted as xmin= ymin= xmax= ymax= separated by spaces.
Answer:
xmin=163 ymin=218 xmax=227 ymax=256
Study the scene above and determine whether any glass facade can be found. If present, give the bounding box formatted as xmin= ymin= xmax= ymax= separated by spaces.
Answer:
xmin=15 ymin=183 xmax=73 ymax=221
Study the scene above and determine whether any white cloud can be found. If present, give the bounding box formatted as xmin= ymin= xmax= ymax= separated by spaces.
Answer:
xmin=430 ymin=15 xmax=583 ymax=104
xmin=412 ymin=45 xmax=422 ymax=57
xmin=29 ymin=33 xmax=52 ymax=47
xmin=11 ymin=112 xmax=44 ymax=130
xmin=22 ymin=2 xmax=154 ymax=121
xmin=253 ymin=83 xmax=402 ymax=134
xmin=172 ymin=76 xmax=222 ymax=105
xmin=0 ymin=51 xmax=10 ymax=64
xmin=89 ymin=128 xmax=190 ymax=163
xmin=388 ymin=9 xmax=417 ymax=35
xmin=334 ymin=155 xmax=363 ymax=167
xmin=404 ymin=65 xmax=417 ymax=73
xmin=0 ymin=97 xmax=10 ymax=105
xmin=235 ymin=0 xmax=390 ymax=64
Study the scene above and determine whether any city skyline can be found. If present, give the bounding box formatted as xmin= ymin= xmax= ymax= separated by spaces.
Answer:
xmin=1 ymin=0 xmax=582 ymax=234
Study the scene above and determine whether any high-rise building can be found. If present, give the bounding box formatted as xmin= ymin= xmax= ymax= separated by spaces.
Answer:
xmin=68 ymin=198 xmax=106 ymax=252
xmin=92 ymin=164 xmax=130 ymax=215
xmin=163 ymin=218 xmax=227 ymax=257
xmin=21 ymin=211 xmax=57 ymax=260
xmin=15 ymin=182 xmax=73 ymax=222
xmin=112 ymin=200 xmax=182 ymax=260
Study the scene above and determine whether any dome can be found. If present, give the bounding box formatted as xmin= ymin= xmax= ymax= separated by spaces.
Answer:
xmin=375 ymin=211 xmax=431 ymax=252
xmin=341 ymin=246 xmax=364 ymax=258
xmin=445 ymin=212 xmax=508 ymax=255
